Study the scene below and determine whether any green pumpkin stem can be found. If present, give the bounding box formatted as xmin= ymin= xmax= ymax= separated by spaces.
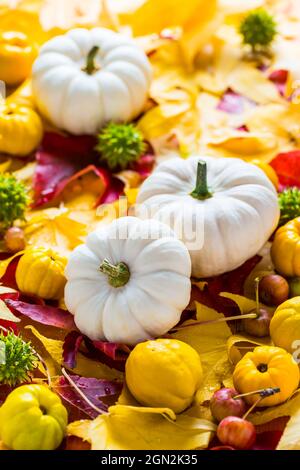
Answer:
xmin=99 ymin=258 xmax=130 ymax=288
xmin=190 ymin=161 xmax=213 ymax=200
xmin=84 ymin=46 xmax=100 ymax=75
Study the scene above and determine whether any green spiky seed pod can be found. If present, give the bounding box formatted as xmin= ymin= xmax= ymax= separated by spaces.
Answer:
xmin=278 ymin=187 xmax=300 ymax=226
xmin=239 ymin=9 xmax=277 ymax=52
xmin=0 ymin=174 xmax=29 ymax=231
xmin=96 ymin=122 xmax=147 ymax=171
xmin=0 ymin=331 xmax=38 ymax=386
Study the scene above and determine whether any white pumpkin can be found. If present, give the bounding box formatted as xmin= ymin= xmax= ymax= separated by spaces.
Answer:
xmin=64 ymin=217 xmax=191 ymax=345
xmin=32 ymin=28 xmax=152 ymax=135
xmin=136 ymin=156 xmax=280 ymax=278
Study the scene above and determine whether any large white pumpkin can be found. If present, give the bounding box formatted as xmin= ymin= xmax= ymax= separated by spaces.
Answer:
xmin=32 ymin=28 xmax=152 ymax=135
xmin=136 ymin=156 xmax=280 ymax=278
xmin=64 ymin=217 xmax=191 ymax=345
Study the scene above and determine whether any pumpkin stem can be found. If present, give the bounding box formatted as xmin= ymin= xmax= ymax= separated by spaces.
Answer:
xmin=99 ymin=258 xmax=130 ymax=288
xmin=190 ymin=161 xmax=213 ymax=200
xmin=84 ymin=46 xmax=100 ymax=75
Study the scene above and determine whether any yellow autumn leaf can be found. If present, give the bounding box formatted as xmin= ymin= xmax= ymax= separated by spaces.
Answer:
xmin=208 ymin=130 xmax=276 ymax=158
xmin=220 ymin=292 xmax=273 ymax=316
xmin=0 ymin=8 xmax=49 ymax=45
xmin=249 ymin=391 xmax=300 ymax=426
xmin=68 ymin=404 xmax=216 ymax=450
xmin=227 ymin=333 xmax=273 ymax=366
xmin=138 ymin=99 xmax=192 ymax=140
xmin=26 ymin=325 xmax=123 ymax=381
xmin=171 ymin=302 xmax=232 ymax=403
xmin=0 ymin=299 xmax=20 ymax=323
xmin=0 ymin=251 xmax=25 ymax=279
xmin=245 ymin=102 xmax=300 ymax=153
xmin=0 ymin=160 xmax=11 ymax=173
xmin=39 ymin=0 xmax=118 ymax=32
xmin=277 ymin=405 xmax=300 ymax=449
xmin=116 ymin=0 xmax=220 ymax=65
xmin=24 ymin=207 xmax=86 ymax=257
xmin=220 ymin=0 xmax=264 ymax=16
xmin=227 ymin=63 xmax=283 ymax=105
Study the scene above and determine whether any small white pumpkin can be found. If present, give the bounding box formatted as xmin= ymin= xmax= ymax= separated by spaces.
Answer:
xmin=136 ymin=156 xmax=280 ymax=278
xmin=64 ymin=217 xmax=191 ymax=345
xmin=32 ymin=28 xmax=152 ymax=135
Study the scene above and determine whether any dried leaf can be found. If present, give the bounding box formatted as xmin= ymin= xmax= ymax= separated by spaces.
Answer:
xmin=117 ymin=0 xmax=220 ymax=65
xmin=277 ymin=407 xmax=300 ymax=449
xmin=53 ymin=375 xmax=123 ymax=419
xmin=63 ymin=331 xmax=84 ymax=368
xmin=270 ymin=150 xmax=300 ymax=189
xmin=6 ymin=300 xmax=76 ymax=330
xmin=26 ymin=325 xmax=123 ymax=381
xmin=249 ymin=392 xmax=300 ymax=427
xmin=68 ymin=404 xmax=216 ymax=450
xmin=0 ymin=299 xmax=20 ymax=323
xmin=24 ymin=207 xmax=87 ymax=257
xmin=227 ymin=334 xmax=273 ymax=366
xmin=171 ymin=303 xmax=232 ymax=403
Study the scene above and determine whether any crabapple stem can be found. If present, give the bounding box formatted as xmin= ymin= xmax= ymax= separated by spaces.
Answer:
xmin=254 ymin=276 xmax=260 ymax=316
xmin=170 ymin=312 xmax=257 ymax=332
xmin=234 ymin=387 xmax=280 ymax=400
xmin=243 ymin=396 xmax=264 ymax=420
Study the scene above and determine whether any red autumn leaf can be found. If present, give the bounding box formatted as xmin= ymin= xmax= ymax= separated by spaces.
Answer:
xmin=62 ymin=331 xmax=131 ymax=371
xmin=83 ymin=338 xmax=131 ymax=372
xmin=63 ymin=331 xmax=84 ymax=368
xmin=5 ymin=299 xmax=76 ymax=330
xmin=236 ymin=125 xmax=249 ymax=132
xmin=53 ymin=375 xmax=122 ymax=420
xmin=217 ymin=89 xmax=255 ymax=114
xmin=252 ymin=431 xmax=283 ymax=450
xmin=92 ymin=340 xmax=131 ymax=361
xmin=191 ymin=255 xmax=262 ymax=316
xmin=0 ymin=320 xmax=18 ymax=335
xmin=64 ymin=436 xmax=91 ymax=450
xmin=270 ymin=150 xmax=300 ymax=190
xmin=33 ymin=131 xmax=152 ymax=207
xmin=131 ymin=153 xmax=155 ymax=178
xmin=33 ymin=132 xmax=98 ymax=206
xmin=268 ymin=69 xmax=289 ymax=97
xmin=0 ymin=253 xmax=20 ymax=290
xmin=98 ymin=175 xmax=125 ymax=205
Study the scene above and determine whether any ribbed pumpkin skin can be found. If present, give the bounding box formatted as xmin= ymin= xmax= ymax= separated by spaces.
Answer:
xmin=0 ymin=103 xmax=42 ymax=156
xmin=16 ymin=247 xmax=67 ymax=300
xmin=32 ymin=28 xmax=152 ymax=135
xmin=137 ymin=156 xmax=280 ymax=278
xmin=65 ymin=217 xmax=192 ymax=345
xmin=270 ymin=297 xmax=300 ymax=354
xmin=271 ymin=218 xmax=300 ymax=277
xmin=233 ymin=346 xmax=299 ymax=407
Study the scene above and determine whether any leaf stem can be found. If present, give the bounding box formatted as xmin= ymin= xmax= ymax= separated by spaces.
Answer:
xmin=170 ymin=312 xmax=257 ymax=332
xmin=61 ymin=367 xmax=106 ymax=416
